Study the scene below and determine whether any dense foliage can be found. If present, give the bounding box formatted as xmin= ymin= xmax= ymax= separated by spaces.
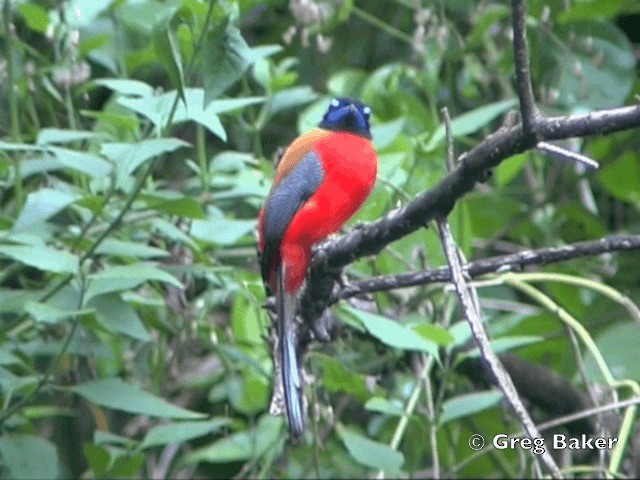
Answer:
xmin=0 ymin=0 xmax=639 ymax=478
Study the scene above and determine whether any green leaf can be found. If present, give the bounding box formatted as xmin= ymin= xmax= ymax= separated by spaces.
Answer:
xmin=0 ymin=245 xmax=78 ymax=273
xmin=264 ymin=86 xmax=318 ymax=120
xmin=205 ymin=96 xmax=267 ymax=115
xmin=79 ymin=33 xmax=110 ymax=60
xmin=597 ymin=152 xmax=640 ymax=207
xmin=95 ymin=78 xmax=155 ymax=97
xmin=18 ymin=155 xmax=61 ymax=178
xmin=18 ymin=3 xmax=50 ymax=33
xmin=84 ymin=277 xmax=147 ymax=303
xmin=371 ymin=118 xmax=405 ymax=151
xmin=183 ymin=415 xmax=282 ymax=464
xmin=425 ymin=99 xmax=518 ymax=151
xmin=190 ymin=217 xmax=256 ymax=246
xmin=74 ymin=195 xmax=105 ymax=215
xmin=94 ymin=238 xmax=169 ymax=259
xmin=71 ymin=378 xmax=206 ymax=419
xmin=62 ymin=0 xmax=111 ymax=28
xmin=536 ymin=20 xmax=635 ymax=111
xmin=36 ymin=129 xmax=99 ymax=145
xmin=298 ymin=98 xmax=331 ymax=133
xmin=250 ymin=44 xmax=282 ymax=60
xmin=140 ymin=194 xmax=205 ymax=219
xmin=0 ymin=141 xmax=44 ymax=152
xmin=377 ymin=152 xmax=407 ymax=189
xmin=583 ymin=322 xmax=640 ymax=382
xmin=0 ymin=434 xmax=60 ymax=480
xmin=230 ymin=294 xmax=263 ymax=347
xmin=225 ymin=372 xmax=270 ymax=415
xmin=22 ymin=405 xmax=76 ymax=420
xmin=89 ymin=263 xmax=182 ymax=288
xmin=460 ymin=336 xmax=543 ymax=360
xmin=117 ymin=0 xmax=180 ymax=34
xmin=0 ymin=143 xmax=112 ymax=179
xmin=140 ymin=418 xmax=231 ymax=450
xmin=214 ymin=344 xmax=269 ymax=378
xmin=494 ymin=152 xmax=528 ymax=186
xmin=24 ymin=302 xmax=91 ymax=325
xmin=556 ymin=202 xmax=607 ymax=242
xmin=343 ymin=306 xmax=440 ymax=358
xmin=364 ymin=397 xmax=404 ymax=417
xmin=410 ymin=323 xmax=455 ymax=346
xmin=94 ymin=431 xmax=136 ymax=447
xmin=337 ymin=424 xmax=404 ymax=474
xmin=557 ymin=0 xmax=640 ymax=23
xmin=327 ymin=69 xmax=368 ymax=98
xmin=12 ymin=189 xmax=77 ymax=233
xmin=104 ymin=451 xmax=144 ymax=478
xmin=0 ymin=366 xmax=38 ymax=394
xmin=82 ymin=443 xmax=110 ymax=476
xmin=439 ymin=390 xmax=503 ymax=425
xmin=87 ymin=293 xmax=150 ymax=341
xmin=116 ymin=89 xmax=264 ymax=141
xmin=467 ymin=4 xmax=510 ymax=47
xmin=49 ymin=147 xmax=113 ymax=178
xmin=153 ymin=23 xmax=186 ymax=104
xmin=101 ymin=138 xmax=189 ymax=183
xmin=0 ymin=347 xmax=22 ymax=366
xmin=151 ymin=218 xmax=199 ymax=250
xmin=313 ymin=353 xmax=374 ymax=403
xmin=203 ymin=26 xmax=254 ymax=107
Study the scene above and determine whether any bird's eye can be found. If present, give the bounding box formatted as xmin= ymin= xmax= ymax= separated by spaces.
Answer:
xmin=363 ymin=106 xmax=371 ymax=116
xmin=331 ymin=98 xmax=340 ymax=108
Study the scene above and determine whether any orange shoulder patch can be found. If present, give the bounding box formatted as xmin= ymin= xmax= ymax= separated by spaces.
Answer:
xmin=272 ymin=128 xmax=330 ymax=188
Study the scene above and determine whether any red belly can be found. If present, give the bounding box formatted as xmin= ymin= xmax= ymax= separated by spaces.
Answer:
xmin=280 ymin=132 xmax=377 ymax=292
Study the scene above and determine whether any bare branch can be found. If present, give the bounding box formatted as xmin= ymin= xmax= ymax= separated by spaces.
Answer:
xmin=440 ymin=107 xmax=455 ymax=172
xmin=537 ymin=141 xmax=599 ymax=170
xmin=331 ymin=234 xmax=640 ymax=301
xmin=535 ymin=396 xmax=640 ymax=435
xmin=436 ymin=218 xmax=562 ymax=478
xmin=511 ymin=0 xmax=539 ymax=133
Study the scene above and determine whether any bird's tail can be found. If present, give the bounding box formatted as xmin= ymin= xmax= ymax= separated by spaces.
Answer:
xmin=277 ymin=265 xmax=305 ymax=437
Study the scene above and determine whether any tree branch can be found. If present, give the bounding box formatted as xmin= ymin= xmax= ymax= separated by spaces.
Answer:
xmin=436 ymin=218 xmax=562 ymax=478
xmin=331 ymin=234 xmax=640 ymax=301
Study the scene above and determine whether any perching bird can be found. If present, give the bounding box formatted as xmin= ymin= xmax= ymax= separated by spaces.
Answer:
xmin=257 ymin=98 xmax=377 ymax=437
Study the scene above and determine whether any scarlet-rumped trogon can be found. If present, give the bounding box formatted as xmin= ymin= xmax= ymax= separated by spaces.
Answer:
xmin=257 ymin=98 xmax=377 ymax=437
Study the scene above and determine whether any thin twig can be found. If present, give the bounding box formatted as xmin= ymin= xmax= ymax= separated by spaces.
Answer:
xmin=436 ymin=218 xmax=562 ymax=478
xmin=537 ymin=141 xmax=599 ymax=170
xmin=538 ymin=396 xmax=640 ymax=434
xmin=376 ymin=356 xmax=434 ymax=479
xmin=3 ymin=0 xmax=20 ymax=142
xmin=511 ymin=0 xmax=539 ymax=133
xmin=331 ymin=234 xmax=640 ymax=302
xmin=440 ymin=107 xmax=455 ymax=172
xmin=351 ymin=5 xmax=414 ymax=45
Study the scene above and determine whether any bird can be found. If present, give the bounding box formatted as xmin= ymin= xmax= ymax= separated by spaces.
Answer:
xmin=256 ymin=98 xmax=378 ymax=437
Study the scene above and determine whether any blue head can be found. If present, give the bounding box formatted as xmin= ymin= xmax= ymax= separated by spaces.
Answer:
xmin=318 ymin=98 xmax=372 ymax=139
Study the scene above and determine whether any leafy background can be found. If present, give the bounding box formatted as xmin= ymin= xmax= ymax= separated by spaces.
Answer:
xmin=0 ymin=0 xmax=639 ymax=478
